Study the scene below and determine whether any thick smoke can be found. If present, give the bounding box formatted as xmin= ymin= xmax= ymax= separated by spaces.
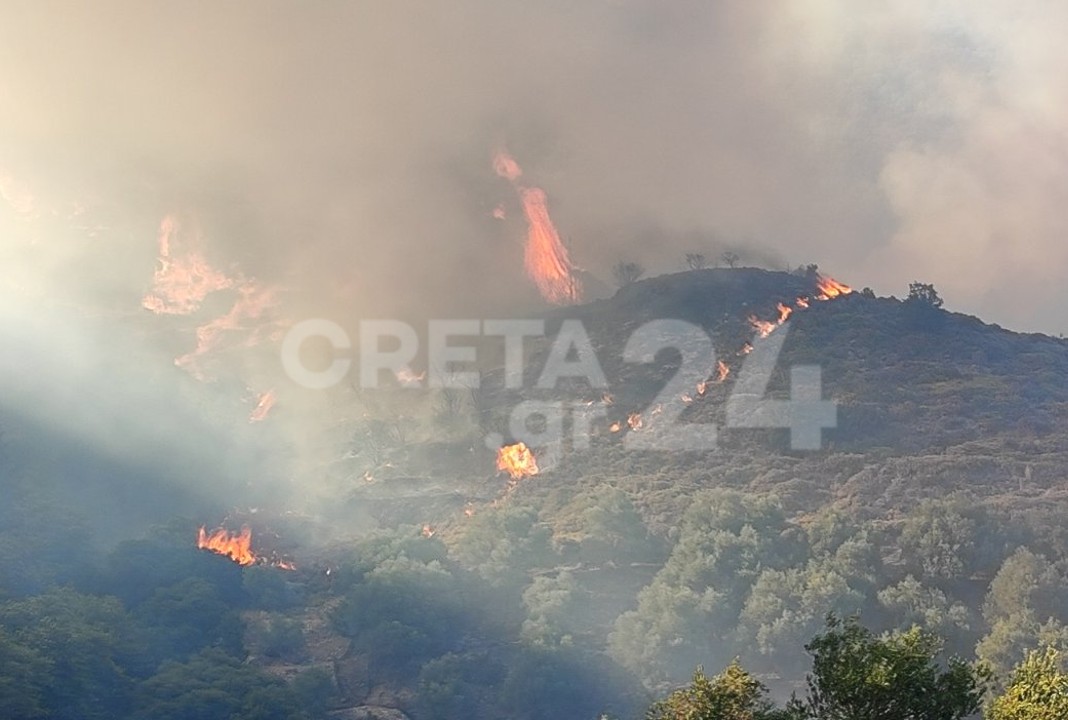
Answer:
xmin=1 ymin=1 xmax=1065 ymax=518
xmin=2 ymin=2 xmax=1065 ymax=324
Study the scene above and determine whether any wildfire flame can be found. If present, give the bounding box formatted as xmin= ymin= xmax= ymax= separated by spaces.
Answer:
xmin=175 ymin=282 xmax=279 ymax=376
xmin=715 ymin=360 xmax=730 ymax=383
xmin=143 ymin=213 xmax=285 ymax=380
xmin=493 ymin=149 xmax=581 ymax=304
xmin=740 ymin=343 xmax=754 ymax=355
xmin=395 ymin=367 xmax=426 ymax=386
xmin=249 ymin=390 xmax=276 ymax=423
xmin=422 ymin=524 xmax=436 ymax=539
xmin=777 ymin=302 xmax=793 ymax=323
xmin=197 ymin=525 xmax=255 ymax=566
xmin=748 ymin=315 xmax=778 ymax=339
xmin=696 ymin=380 xmax=708 ymax=397
xmin=610 ymin=421 xmax=622 ymax=433
xmin=748 ymin=302 xmax=794 ymax=339
xmin=627 ymin=412 xmax=643 ymax=431
xmin=143 ymin=215 xmax=234 ymax=315
xmin=744 ymin=274 xmax=853 ymax=346
xmin=815 ymin=275 xmax=853 ymax=300
xmin=496 ymin=442 xmax=539 ymax=480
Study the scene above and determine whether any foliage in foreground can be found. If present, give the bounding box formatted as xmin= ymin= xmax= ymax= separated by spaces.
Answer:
xmin=987 ymin=647 xmax=1068 ymax=720
xmin=648 ymin=615 xmax=992 ymax=720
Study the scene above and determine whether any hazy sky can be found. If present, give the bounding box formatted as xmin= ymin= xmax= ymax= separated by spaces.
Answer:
xmin=0 ymin=2 xmax=1065 ymax=509
xmin=2 ymin=0 xmax=1066 ymax=331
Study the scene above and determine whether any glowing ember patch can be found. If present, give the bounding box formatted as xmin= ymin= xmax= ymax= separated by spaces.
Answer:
xmin=197 ymin=526 xmax=255 ymax=565
xmin=249 ymin=390 xmax=276 ymax=423
xmin=496 ymin=442 xmax=539 ymax=479
xmin=609 ymin=422 xmax=622 ymax=433
xmin=395 ymin=367 xmax=426 ymax=386
xmin=493 ymin=149 xmax=580 ymax=305
xmin=492 ymin=204 xmax=506 ymax=220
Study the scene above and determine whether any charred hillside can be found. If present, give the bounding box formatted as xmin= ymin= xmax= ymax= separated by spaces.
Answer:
xmin=332 ymin=266 xmax=1068 ymax=531
xmin=547 ymin=267 xmax=1068 ymax=453
xmin=475 ymin=267 xmax=1068 ymax=525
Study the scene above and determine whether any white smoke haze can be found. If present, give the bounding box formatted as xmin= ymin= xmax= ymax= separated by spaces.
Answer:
xmin=1 ymin=1 xmax=1065 ymax=516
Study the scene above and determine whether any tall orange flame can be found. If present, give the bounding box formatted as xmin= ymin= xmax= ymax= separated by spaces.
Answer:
xmin=493 ymin=149 xmax=581 ymax=304
xmin=496 ymin=442 xmax=539 ymax=480
xmin=197 ymin=525 xmax=256 ymax=566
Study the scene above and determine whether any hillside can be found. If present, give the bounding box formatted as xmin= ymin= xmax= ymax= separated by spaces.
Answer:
xmin=349 ymin=268 xmax=1068 ymax=529
xmin=5 ymin=267 xmax=1068 ymax=719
